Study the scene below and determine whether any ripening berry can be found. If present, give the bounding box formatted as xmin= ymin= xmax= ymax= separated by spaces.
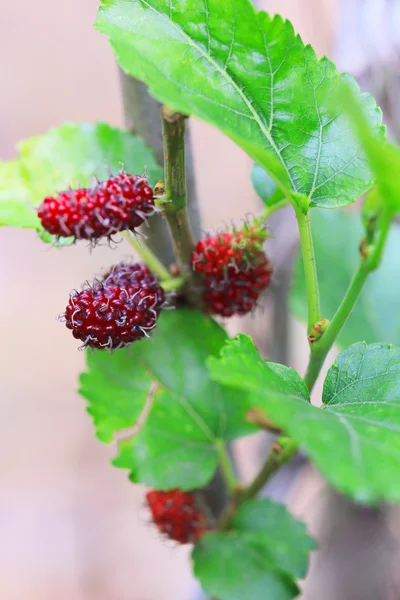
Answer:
xmin=64 ymin=277 xmax=164 ymax=350
xmin=192 ymin=227 xmax=272 ymax=317
xmin=203 ymin=255 xmax=272 ymax=317
xmin=146 ymin=489 xmax=207 ymax=545
xmin=191 ymin=226 xmax=267 ymax=278
xmin=38 ymin=172 xmax=154 ymax=241
xmin=103 ymin=262 xmax=165 ymax=310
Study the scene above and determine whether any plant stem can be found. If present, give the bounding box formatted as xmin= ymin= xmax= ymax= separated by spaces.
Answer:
xmin=160 ymin=277 xmax=186 ymax=292
xmin=256 ymin=199 xmax=289 ymax=223
xmin=304 ymin=208 xmax=393 ymax=392
xmin=161 ymin=106 xmax=196 ymax=273
xmin=215 ymin=440 xmax=237 ymax=494
xmin=123 ymin=232 xmax=171 ymax=281
xmin=295 ymin=210 xmax=321 ymax=334
xmin=217 ymin=439 xmax=297 ymax=530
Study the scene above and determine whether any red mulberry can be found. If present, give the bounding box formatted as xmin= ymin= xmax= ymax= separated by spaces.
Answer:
xmin=192 ymin=227 xmax=272 ymax=317
xmin=146 ymin=489 xmax=206 ymax=545
xmin=64 ymin=266 xmax=164 ymax=350
xmin=38 ymin=171 xmax=154 ymax=241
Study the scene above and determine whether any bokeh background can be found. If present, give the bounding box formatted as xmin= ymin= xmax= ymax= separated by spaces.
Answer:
xmin=1 ymin=1 xmax=399 ymax=599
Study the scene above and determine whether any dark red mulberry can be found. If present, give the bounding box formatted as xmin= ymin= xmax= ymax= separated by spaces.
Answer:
xmin=38 ymin=172 xmax=154 ymax=241
xmin=203 ymin=255 xmax=272 ymax=317
xmin=64 ymin=278 xmax=164 ymax=350
xmin=146 ymin=489 xmax=206 ymax=545
xmin=103 ymin=262 xmax=164 ymax=309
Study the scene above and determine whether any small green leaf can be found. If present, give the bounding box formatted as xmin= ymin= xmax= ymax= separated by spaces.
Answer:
xmin=80 ymin=310 xmax=256 ymax=490
xmin=209 ymin=335 xmax=400 ymax=502
xmin=0 ymin=122 xmax=162 ymax=235
xmin=193 ymin=498 xmax=315 ymax=600
xmin=0 ymin=161 xmax=39 ymax=228
xmin=291 ymin=210 xmax=400 ymax=347
xmin=97 ymin=0 xmax=383 ymax=209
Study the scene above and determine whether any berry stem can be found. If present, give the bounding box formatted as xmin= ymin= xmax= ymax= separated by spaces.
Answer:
xmin=124 ymin=232 xmax=171 ymax=281
xmin=303 ymin=207 xmax=393 ymax=392
xmin=160 ymin=277 xmax=186 ymax=292
xmin=161 ymin=106 xmax=196 ymax=273
xmin=255 ymin=198 xmax=289 ymax=225
xmin=215 ymin=440 xmax=237 ymax=494
xmin=216 ymin=438 xmax=298 ymax=531
xmin=295 ymin=209 xmax=321 ymax=336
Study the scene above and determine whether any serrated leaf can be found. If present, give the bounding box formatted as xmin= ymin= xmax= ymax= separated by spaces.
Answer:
xmin=193 ymin=498 xmax=315 ymax=600
xmin=290 ymin=210 xmax=400 ymax=347
xmin=97 ymin=0 xmax=383 ymax=209
xmin=0 ymin=122 xmax=162 ymax=236
xmin=0 ymin=161 xmax=39 ymax=228
xmin=80 ymin=310 xmax=256 ymax=490
xmin=209 ymin=335 xmax=400 ymax=502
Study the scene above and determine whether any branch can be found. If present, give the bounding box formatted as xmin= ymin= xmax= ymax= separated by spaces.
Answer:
xmin=119 ymin=70 xmax=202 ymax=265
xmin=304 ymin=208 xmax=393 ymax=391
xmin=295 ymin=209 xmax=321 ymax=335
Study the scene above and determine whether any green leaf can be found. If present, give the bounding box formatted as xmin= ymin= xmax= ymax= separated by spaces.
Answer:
xmin=251 ymin=164 xmax=283 ymax=207
xmin=193 ymin=498 xmax=315 ymax=600
xmin=0 ymin=161 xmax=39 ymax=228
xmin=336 ymin=83 xmax=400 ymax=212
xmin=80 ymin=309 xmax=256 ymax=490
xmin=97 ymin=0 xmax=383 ymax=209
xmin=290 ymin=210 xmax=400 ymax=347
xmin=209 ymin=335 xmax=400 ymax=502
xmin=0 ymin=122 xmax=162 ymax=234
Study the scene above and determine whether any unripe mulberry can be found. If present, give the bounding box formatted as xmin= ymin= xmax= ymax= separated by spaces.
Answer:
xmin=146 ymin=489 xmax=206 ymax=544
xmin=64 ymin=275 xmax=164 ymax=350
xmin=192 ymin=227 xmax=272 ymax=317
xmin=191 ymin=226 xmax=266 ymax=278
xmin=38 ymin=172 xmax=154 ymax=241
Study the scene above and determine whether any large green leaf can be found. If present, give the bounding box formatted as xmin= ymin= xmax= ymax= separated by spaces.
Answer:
xmin=336 ymin=83 xmax=400 ymax=212
xmin=96 ymin=0 xmax=383 ymax=209
xmin=209 ymin=335 xmax=400 ymax=503
xmin=290 ymin=210 xmax=400 ymax=347
xmin=193 ymin=498 xmax=316 ymax=600
xmin=80 ymin=310 xmax=256 ymax=490
xmin=0 ymin=122 xmax=162 ymax=233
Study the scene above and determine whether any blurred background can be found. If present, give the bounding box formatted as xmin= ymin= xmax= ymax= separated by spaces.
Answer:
xmin=1 ymin=0 xmax=400 ymax=599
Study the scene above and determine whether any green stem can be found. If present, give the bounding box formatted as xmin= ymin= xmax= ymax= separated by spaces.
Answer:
xmin=296 ymin=210 xmax=321 ymax=334
xmin=304 ymin=208 xmax=393 ymax=392
xmin=215 ymin=440 xmax=237 ymax=494
xmin=161 ymin=106 xmax=196 ymax=272
xmin=256 ymin=199 xmax=289 ymax=223
xmin=160 ymin=277 xmax=186 ymax=292
xmin=124 ymin=232 xmax=171 ymax=281
xmin=216 ymin=439 xmax=297 ymax=531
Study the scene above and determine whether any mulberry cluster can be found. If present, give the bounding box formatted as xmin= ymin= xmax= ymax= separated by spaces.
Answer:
xmin=192 ymin=227 xmax=272 ymax=317
xmin=146 ymin=489 xmax=207 ymax=545
xmin=38 ymin=171 xmax=155 ymax=241
xmin=63 ymin=262 xmax=164 ymax=350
